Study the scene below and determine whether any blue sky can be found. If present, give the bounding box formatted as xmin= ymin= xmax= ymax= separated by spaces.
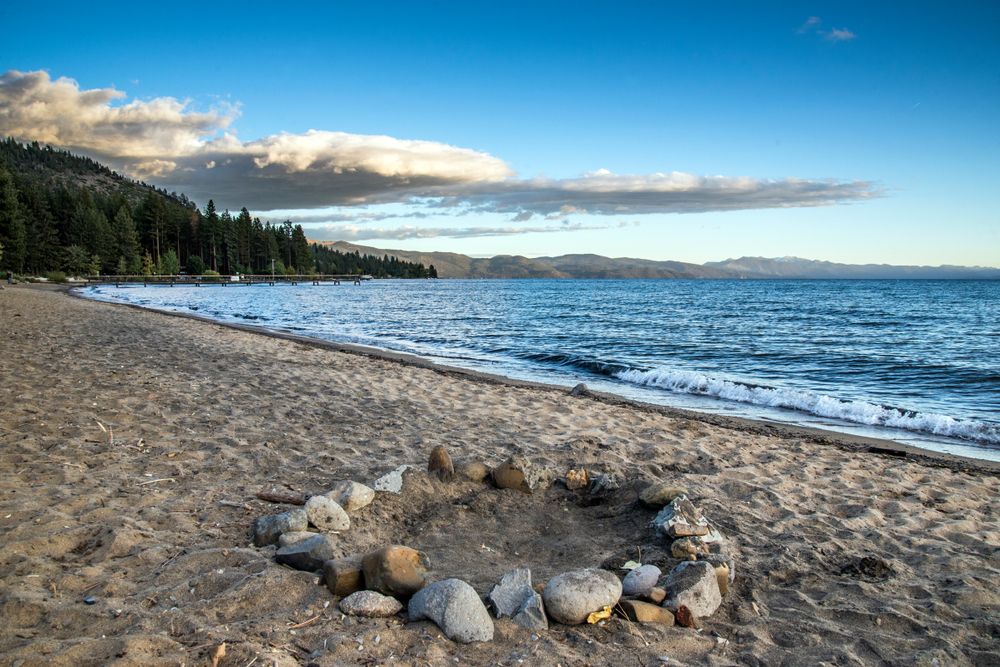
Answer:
xmin=2 ymin=1 xmax=998 ymax=265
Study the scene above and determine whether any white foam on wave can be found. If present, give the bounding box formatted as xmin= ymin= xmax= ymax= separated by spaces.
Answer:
xmin=616 ymin=367 xmax=1000 ymax=446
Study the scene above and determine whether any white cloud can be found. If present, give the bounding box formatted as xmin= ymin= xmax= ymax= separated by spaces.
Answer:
xmin=1 ymin=68 xmax=878 ymax=215
xmin=825 ymin=28 xmax=857 ymax=42
xmin=0 ymin=69 xmax=235 ymax=158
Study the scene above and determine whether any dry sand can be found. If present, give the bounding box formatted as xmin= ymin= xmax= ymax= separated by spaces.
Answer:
xmin=0 ymin=285 xmax=997 ymax=667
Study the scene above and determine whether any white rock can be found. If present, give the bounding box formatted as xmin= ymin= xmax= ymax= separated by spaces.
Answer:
xmin=305 ymin=495 xmax=350 ymax=531
xmin=372 ymin=465 xmax=416 ymax=494
xmin=325 ymin=480 xmax=375 ymax=512
xmin=339 ymin=590 xmax=403 ymax=617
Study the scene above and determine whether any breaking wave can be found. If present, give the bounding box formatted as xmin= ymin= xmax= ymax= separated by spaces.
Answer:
xmin=616 ymin=367 xmax=1000 ymax=446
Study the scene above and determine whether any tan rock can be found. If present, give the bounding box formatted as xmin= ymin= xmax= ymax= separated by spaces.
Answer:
xmin=362 ymin=545 xmax=430 ymax=597
xmin=428 ymin=445 xmax=455 ymax=481
xmin=639 ymin=483 xmax=688 ymax=509
xmin=456 ymin=460 xmax=489 ymax=482
xmin=565 ymin=468 xmax=589 ymax=490
xmin=617 ymin=599 xmax=675 ymax=625
xmin=492 ymin=455 xmax=543 ymax=493
xmin=323 ymin=557 xmax=365 ymax=597
xmin=671 ymin=536 xmax=709 ymax=560
xmin=713 ymin=562 xmax=731 ymax=595
xmin=644 ymin=587 xmax=667 ymax=604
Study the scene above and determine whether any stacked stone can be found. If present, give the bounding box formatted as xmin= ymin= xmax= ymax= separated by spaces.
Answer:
xmin=639 ymin=482 xmax=736 ymax=627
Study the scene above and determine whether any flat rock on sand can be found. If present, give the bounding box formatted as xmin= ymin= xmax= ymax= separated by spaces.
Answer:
xmin=338 ymin=590 xmax=403 ymax=617
xmin=275 ymin=534 xmax=336 ymax=572
xmin=371 ymin=465 xmax=416 ymax=494
xmin=408 ymin=579 xmax=494 ymax=643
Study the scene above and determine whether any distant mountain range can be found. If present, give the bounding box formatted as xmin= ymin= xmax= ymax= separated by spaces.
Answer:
xmin=319 ymin=241 xmax=1000 ymax=280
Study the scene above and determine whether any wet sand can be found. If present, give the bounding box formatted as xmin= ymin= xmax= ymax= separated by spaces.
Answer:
xmin=1 ymin=285 xmax=997 ymax=666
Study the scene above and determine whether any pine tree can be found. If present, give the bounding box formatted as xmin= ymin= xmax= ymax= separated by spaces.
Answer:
xmin=291 ymin=225 xmax=313 ymax=273
xmin=0 ymin=166 xmax=27 ymax=272
xmin=110 ymin=206 xmax=141 ymax=274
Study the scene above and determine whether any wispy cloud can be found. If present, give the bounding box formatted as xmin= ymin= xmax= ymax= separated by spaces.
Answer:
xmin=824 ymin=28 xmax=857 ymax=42
xmin=0 ymin=69 xmax=879 ymax=215
xmin=797 ymin=16 xmax=857 ymax=43
xmin=307 ymin=222 xmax=608 ymax=241
xmin=797 ymin=16 xmax=821 ymax=34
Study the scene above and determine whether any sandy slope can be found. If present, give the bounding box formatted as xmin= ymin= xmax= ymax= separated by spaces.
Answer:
xmin=0 ymin=285 xmax=997 ymax=667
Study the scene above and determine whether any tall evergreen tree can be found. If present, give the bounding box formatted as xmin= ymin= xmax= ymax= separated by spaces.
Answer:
xmin=110 ymin=206 xmax=141 ymax=273
xmin=0 ymin=166 xmax=27 ymax=272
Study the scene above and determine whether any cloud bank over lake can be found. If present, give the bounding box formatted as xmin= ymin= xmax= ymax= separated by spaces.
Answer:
xmin=0 ymin=69 xmax=879 ymax=218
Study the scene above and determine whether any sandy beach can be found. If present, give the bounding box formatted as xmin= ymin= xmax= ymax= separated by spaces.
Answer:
xmin=0 ymin=284 xmax=997 ymax=667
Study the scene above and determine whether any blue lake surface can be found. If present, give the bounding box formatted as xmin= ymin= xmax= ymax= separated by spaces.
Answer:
xmin=83 ymin=279 xmax=1000 ymax=461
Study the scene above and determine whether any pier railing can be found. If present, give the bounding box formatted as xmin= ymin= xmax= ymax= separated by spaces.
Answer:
xmin=84 ymin=274 xmax=373 ymax=287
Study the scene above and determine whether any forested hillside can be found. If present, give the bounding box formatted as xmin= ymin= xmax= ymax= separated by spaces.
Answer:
xmin=0 ymin=139 xmax=434 ymax=278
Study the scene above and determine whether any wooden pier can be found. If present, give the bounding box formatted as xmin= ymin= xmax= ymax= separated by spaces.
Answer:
xmin=84 ymin=274 xmax=374 ymax=287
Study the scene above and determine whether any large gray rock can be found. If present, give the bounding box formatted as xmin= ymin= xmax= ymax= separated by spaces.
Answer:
xmin=252 ymin=509 xmax=308 ymax=547
xmin=325 ymin=481 xmax=375 ymax=512
xmin=408 ymin=579 xmax=494 ymax=643
xmin=662 ymin=561 xmax=722 ymax=619
xmin=487 ymin=568 xmax=548 ymax=630
xmin=651 ymin=495 xmax=709 ymax=538
xmin=371 ymin=465 xmax=416 ymax=494
xmin=305 ymin=495 xmax=350 ymax=532
xmin=622 ymin=564 xmax=661 ymax=597
xmin=275 ymin=534 xmax=336 ymax=572
xmin=542 ymin=568 xmax=622 ymax=625
xmin=339 ymin=590 xmax=403 ymax=617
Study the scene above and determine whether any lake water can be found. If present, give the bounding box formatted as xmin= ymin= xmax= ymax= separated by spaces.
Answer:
xmin=83 ymin=279 xmax=1000 ymax=461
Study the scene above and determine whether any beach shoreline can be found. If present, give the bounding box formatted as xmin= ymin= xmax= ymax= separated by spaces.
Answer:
xmin=2 ymin=284 xmax=998 ymax=666
xmin=68 ymin=284 xmax=1000 ymax=475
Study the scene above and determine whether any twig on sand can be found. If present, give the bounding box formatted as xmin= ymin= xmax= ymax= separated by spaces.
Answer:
xmin=95 ymin=420 xmax=114 ymax=446
xmin=256 ymin=490 xmax=307 ymax=505
xmin=138 ymin=477 xmax=176 ymax=486
xmin=288 ymin=614 xmax=321 ymax=629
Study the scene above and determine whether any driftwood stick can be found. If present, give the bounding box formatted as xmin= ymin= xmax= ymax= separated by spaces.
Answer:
xmin=256 ymin=490 xmax=307 ymax=505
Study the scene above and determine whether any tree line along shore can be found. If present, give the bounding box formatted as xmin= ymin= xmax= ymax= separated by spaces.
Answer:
xmin=0 ymin=138 xmax=437 ymax=279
